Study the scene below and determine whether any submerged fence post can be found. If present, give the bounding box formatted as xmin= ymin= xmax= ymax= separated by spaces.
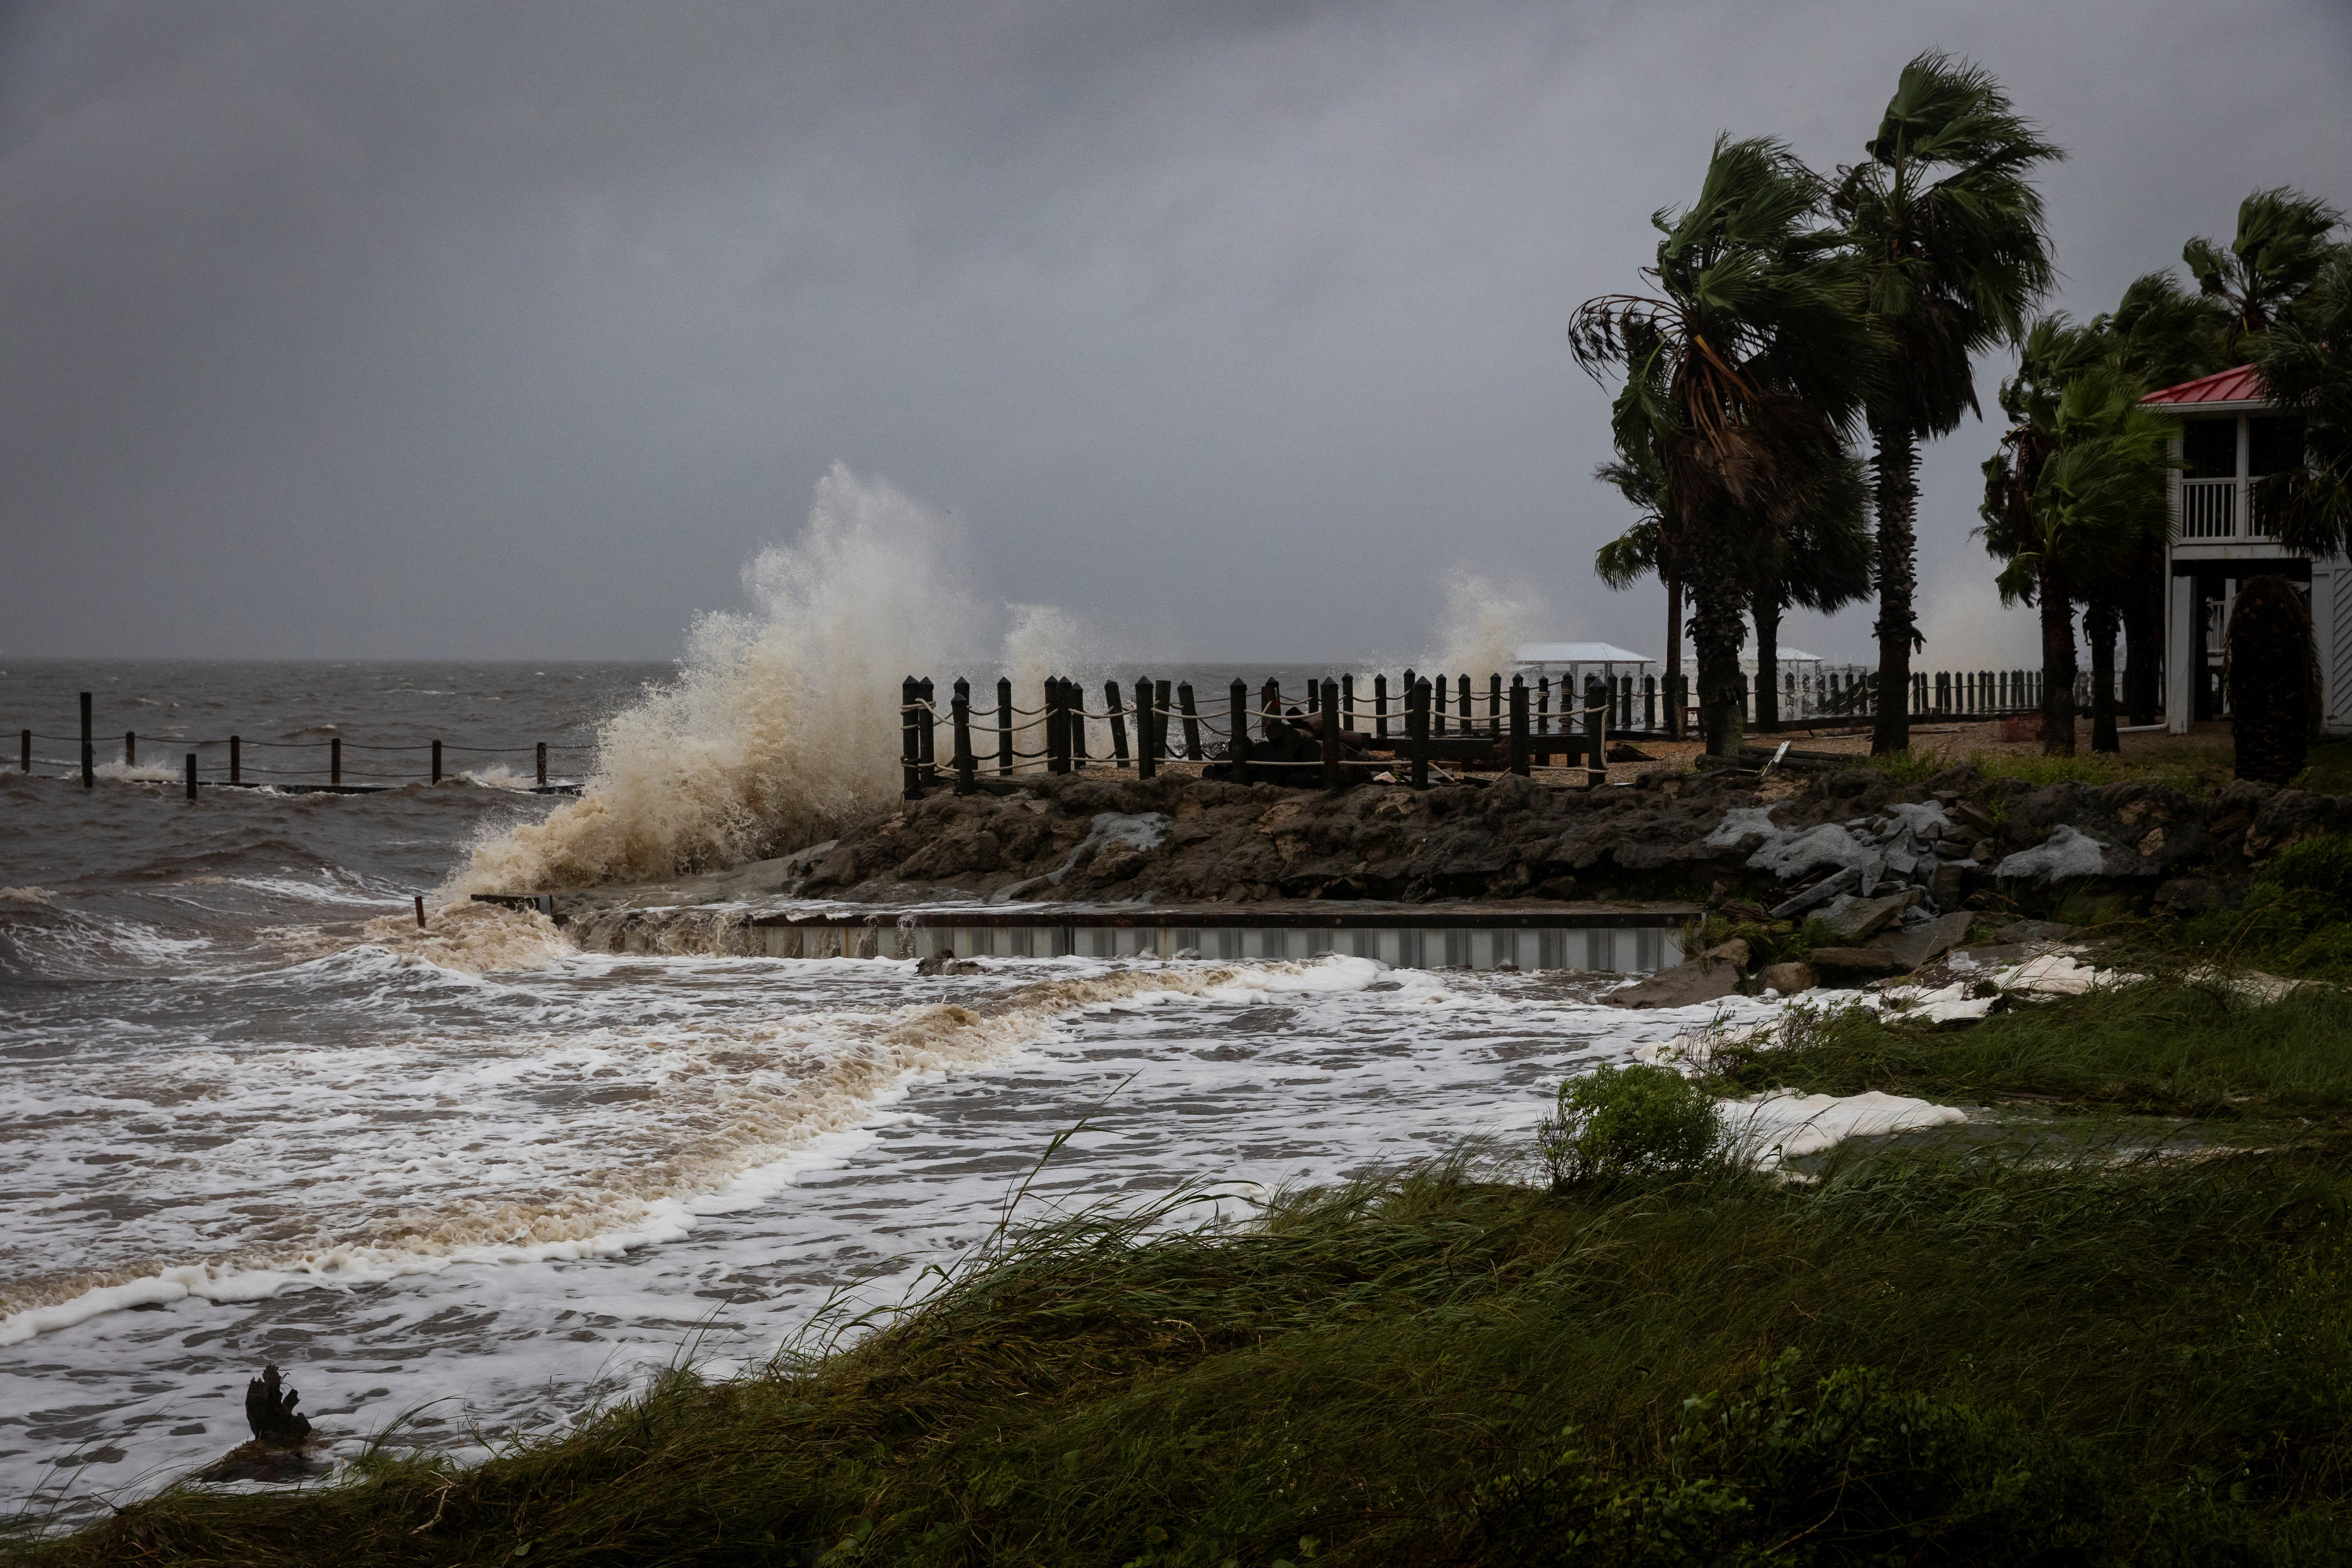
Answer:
xmin=234 ymin=735 xmax=244 ymax=785
xmin=952 ymin=677 xmax=977 ymax=795
xmin=1374 ymin=674 xmax=1389 ymax=742
xmin=1409 ymin=677 xmax=1430 ymax=790
xmin=19 ymin=730 xmax=28 ymax=773
xmin=125 ymin=731 xmax=136 ymax=767
xmin=1105 ymin=680 xmax=1131 ymax=767
xmin=80 ymin=691 xmax=92 ymax=789
xmin=1509 ymin=675 xmax=1530 ymax=777
xmin=1320 ymin=678 xmax=1341 ymax=789
xmin=1230 ymin=679 xmax=1253 ymax=785
xmin=1178 ymin=682 xmax=1202 ymax=761
xmin=903 ymin=677 xmax=923 ymax=796
xmin=331 ymin=737 xmax=343 ymax=786
xmin=1134 ymin=678 xmax=1156 ymax=781
xmin=184 ymin=754 xmax=196 ymax=801
xmin=429 ymin=738 xmax=439 ymax=784
xmin=997 ymin=677 xmax=1014 ymax=777
xmin=537 ymin=742 xmax=547 ymax=788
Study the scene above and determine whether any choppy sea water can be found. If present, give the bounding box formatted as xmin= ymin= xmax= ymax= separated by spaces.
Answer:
xmin=0 ymin=662 xmax=1766 ymax=1527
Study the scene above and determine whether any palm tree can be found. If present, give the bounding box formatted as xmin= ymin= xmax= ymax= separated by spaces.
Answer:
xmin=1753 ymin=456 xmax=1872 ymax=732
xmin=2252 ymin=250 xmax=2352 ymax=559
xmin=2226 ymin=575 xmax=2320 ymax=785
xmin=2185 ymin=188 xmax=2348 ymax=355
xmin=1574 ymin=135 xmax=1876 ymax=757
xmin=1981 ymin=315 xmax=2107 ymax=754
xmin=1592 ymin=449 xmax=1687 ymax=737
xmin=1834 ymin=53 xmax=2063 ymax=755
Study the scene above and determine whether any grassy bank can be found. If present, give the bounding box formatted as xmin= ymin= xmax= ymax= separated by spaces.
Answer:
xmin=12 ymin=1140 xmax=2352 ymax=1566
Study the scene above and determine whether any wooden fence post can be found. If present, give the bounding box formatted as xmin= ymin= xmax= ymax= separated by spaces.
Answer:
xmin=997 ymin=677 xmax=1014 ymax=776
xmin=18 ymin=730 xmax=28 ymax=773
xmin=1305 ymin=678 xmax=1319 ymax=715
xmin=233 ymin=735 xmax=244 ymax=784
xmin=1537 ymin=676 xmax=1551 ymax=736
xmin=918 ymin=678 xmax=939 ymax=781
xmin=1409 ymin=677 xmax=1430 ymax=790
xmin=1341 ymin=673 xmax=1354 ymax=732
xmin=904 ymin=677 xmax=924 ymax=795
xmin=1487 ymin=672 xmax=1502 ymax=739
xmin=1155 ymin=679 xmax=1173 ymax=764
xmin=1458 ymin=675 xmax=1472 ymax=738
xmin=185 ymin=754 xmax=196 ymax=800
xmin=1105 ymin=680 xmax=1131 ymax=767
xmin=331 ymin=737 xmax=343 ymax=786
xmin=429 ymin=739 xmax=439 ymax=784
xmin=1229 ymin=679 xmax=1253 ymax=785
xmin=1508 ymin=675 xmax=1529 ymax=776
xmin=125 ymin=731 xmax=136 ymax=767
xmin=1433 ymin=672 xmax=1446 ymax=735
xmin=1178 ymin=682 xmax=1202 ymax=760
xmin=1320 ymin=678 xmax=1341 ymax=788
xmin=1045 ymin=680 xmax=1068 ymax=775
xmin=1374 ymin=674 xmax=1389 ymax=742
xmin=537 ymin=742 xmax=547 ymax=788
xmin=952 ymin=677 xmax=977 ymax=795
xmin=80 ymin=691 xmax=92 ymax=789
xmin=1134 ymin=678 xmax=1156 ymax=781
xmin=1643 ymin=676 xmax=1656 ymax=732
xmin=1067 ymin=677 xmax=1088 ymax=767
xmin=1261 ymin=679 xmax=1281 ymax=740
xmin=1585 ymin=677 xmax=1606 ymax=785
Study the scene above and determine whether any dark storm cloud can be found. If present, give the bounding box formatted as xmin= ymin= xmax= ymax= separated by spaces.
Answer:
xmin=3 ymin=0 xmax=2348 ymax=662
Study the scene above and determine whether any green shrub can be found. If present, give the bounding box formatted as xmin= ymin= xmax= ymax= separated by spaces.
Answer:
xmin=2182 ymin=832 xmax=2352 ymax=980
xmin=1537 ymin=1064 xmax=1719 ymax=1187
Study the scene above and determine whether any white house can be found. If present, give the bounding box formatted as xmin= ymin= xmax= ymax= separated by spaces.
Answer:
xmin=2147 ymin=365 xmax=2342 ymax=734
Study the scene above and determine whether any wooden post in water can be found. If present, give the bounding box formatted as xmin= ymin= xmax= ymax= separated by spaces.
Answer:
xmin=918 ymin=678 xmax=938 ymax=782
xmin=1509 ymin=675 xmax=1530 ymax=776
xmin=184 ymin=754 xmax=196 ymax=800
xmin=429 ymin=739 xmax=439 ymax=784
xmin=1320 ymin=678 xmax=1341 ymax=789
xmin=1229 ymin=679 xmax=1253 ymax=784
xmin=232 ymin=736 xmax=243 ymax=784
xmin=1104 ymin=681 xmax=1130 ymax=767
xmin=80 ymin=691 xmax=93 ymax=789
xmin=952 ymin=678 xmax=977 ymax=795
xmin=414 ymin=894 xmax=427 ymax=931
xmin=125 ymin=731 xmax=136 ymax=767
xmin=1178 ymin=683 xmax=1202 ymax=760
xmin=902 ymin=677 xmax=923 ymax=796
xmin=1409 ymin=677 xmax=1431 ymax=790
xmin=1488 ymin=672 xmax=1502 ymax=739
xmin=331 ymin=737 xmax=343 ymax=786
xmin=18 ymin=730 xmax=28 ymax=773
xmin=1133 ymin=678 xmax=1156 ymax=781
xmin=536 ymin=742 xmax=547 ymax=788
xmin=1374 ymin=674 xmax=1389 ymax=742
xmin=996 ymin=677 xmax=1014 ymax=777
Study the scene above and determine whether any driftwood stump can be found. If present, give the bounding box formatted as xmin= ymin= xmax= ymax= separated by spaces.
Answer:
xmin=244 ymin=1362 xmax=312 ymax=1446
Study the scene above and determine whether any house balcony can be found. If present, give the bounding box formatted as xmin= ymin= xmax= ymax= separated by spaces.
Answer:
xmin=2179 ymin=477 xmax=2275 ymax=541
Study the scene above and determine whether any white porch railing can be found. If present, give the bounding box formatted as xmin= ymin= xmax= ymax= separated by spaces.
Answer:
xmin=2179 ymin=477 xmax=2275 ymax=540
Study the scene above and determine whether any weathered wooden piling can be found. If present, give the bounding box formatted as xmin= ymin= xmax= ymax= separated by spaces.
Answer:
xmin=1584 ymin=676 xmax=1606 ymax=784
xmin=80 ymin=692 xmax=92 ymax=789
xmin=1155 ymin=680 xmax=1173 ymax=764
xmin=429 ymin=739 xmax=439 ymax=784
xmin=1409 ymin=676 xmax=1431 ymax=790
xmin=918 ymin=678 xmax=938 ymax=782
xmin=1260 ymin=679 xmax=1281 ymax=740
xmin=331 ymin=738 xmax=343 ymax=786
xmin=1134 ymin=678 xmax=1156 ymax=781
xmin=232 ymin=736 xmax=243 ymax=785
xmin=952 ymin=678 xmax=977 ymax=795
xmin=1488 ymin=672 xmax=1503 ymax=739
xmin=18 ymin=730 xmax=28 ymax=773
xmin=1044 ymin=680 xmax=1068 ymax=776
xmin=1374 ymin=674 xmax=1389 ymax=742
xmin=1459 ymin=674 xmax=1472 ymax=738
xmin=184 ymin=754 xmax=196 ymax=800
xmin=1068 ymin=677 xmax=1089 ymax=766
xmin=1105 ymin=681 xmax=1131 ymax=767
xmin=1178 ymin=682 xmax=1202 ymax=760
xmin=903 ymin=677 xmax=923 ymax=796
xmin=536 ymin=742 xmax=547 ymax=788
xmin=1320 ymin=678 xmax=1341 ymax=788
xmin=414 ymin=894 xmax=427 ymax=930
xmin=1537 ymin=677 xmax=1551 ymax=736
xmin=1229 ymin=680 xmax=1253 ymax=784
xmin=996 ymin=677 xmax=1014 ymax=777
xmin=125 ymin=731 xmax=136 ymax=767
xmin=1509 ymin=675 xmax=1530 ymax=776
xmin=1341 ymin=673 xmax=1354 ymax=731
xmin=1433 ymin=672 xmax=1446 ymax=735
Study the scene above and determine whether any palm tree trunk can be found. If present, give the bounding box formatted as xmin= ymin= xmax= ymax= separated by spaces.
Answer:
xmin=2086 ymin=600 xmax=2121 ymax=753
xmin=1663 ymin=572 xmax=1684 ymax=740
xmin=1869 ymin=420 xmax=1918 ymax=755
xmin=2039 ymin=564 xmax=2077 ymax=758
xmin=2121 ymin=553 xmax=2162 ymax=725
xmin=1753 ymin=586 xmax=1782 ymax=734
xmin=1691 ymin=563 xmax=1746 ymax=758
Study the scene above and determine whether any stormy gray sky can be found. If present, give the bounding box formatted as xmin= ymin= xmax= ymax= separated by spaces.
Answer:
xmin=4 ymin=0 xmax=2348 ymax=666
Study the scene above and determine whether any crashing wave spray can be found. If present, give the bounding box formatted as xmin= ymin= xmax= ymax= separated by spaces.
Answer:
xmin=450 ymin=464 xmax=989 ymax=896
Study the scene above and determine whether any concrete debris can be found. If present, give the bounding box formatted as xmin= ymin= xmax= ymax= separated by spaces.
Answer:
xmin=1994 ymin=823 xmax=2111 ymax=883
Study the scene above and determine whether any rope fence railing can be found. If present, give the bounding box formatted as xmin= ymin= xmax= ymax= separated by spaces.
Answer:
xmin=15 ymin=692 xmax=593 ymax=795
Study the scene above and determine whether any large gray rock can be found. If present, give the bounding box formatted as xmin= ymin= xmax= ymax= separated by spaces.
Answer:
xmin=1603 ymin=962 xmax=1742 ymax=1010
xmin=1867 ymin=911 xmax=1975 ymax=973
xmin=1756 ymin=960 xmax=1817 ymax=994
xmin=1815 ymin=888 xmax=1919 ymax=944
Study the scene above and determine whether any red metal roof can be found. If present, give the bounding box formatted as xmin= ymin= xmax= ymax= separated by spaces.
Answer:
xmin=2141 ymin=364 xmax=2270 ymax=406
